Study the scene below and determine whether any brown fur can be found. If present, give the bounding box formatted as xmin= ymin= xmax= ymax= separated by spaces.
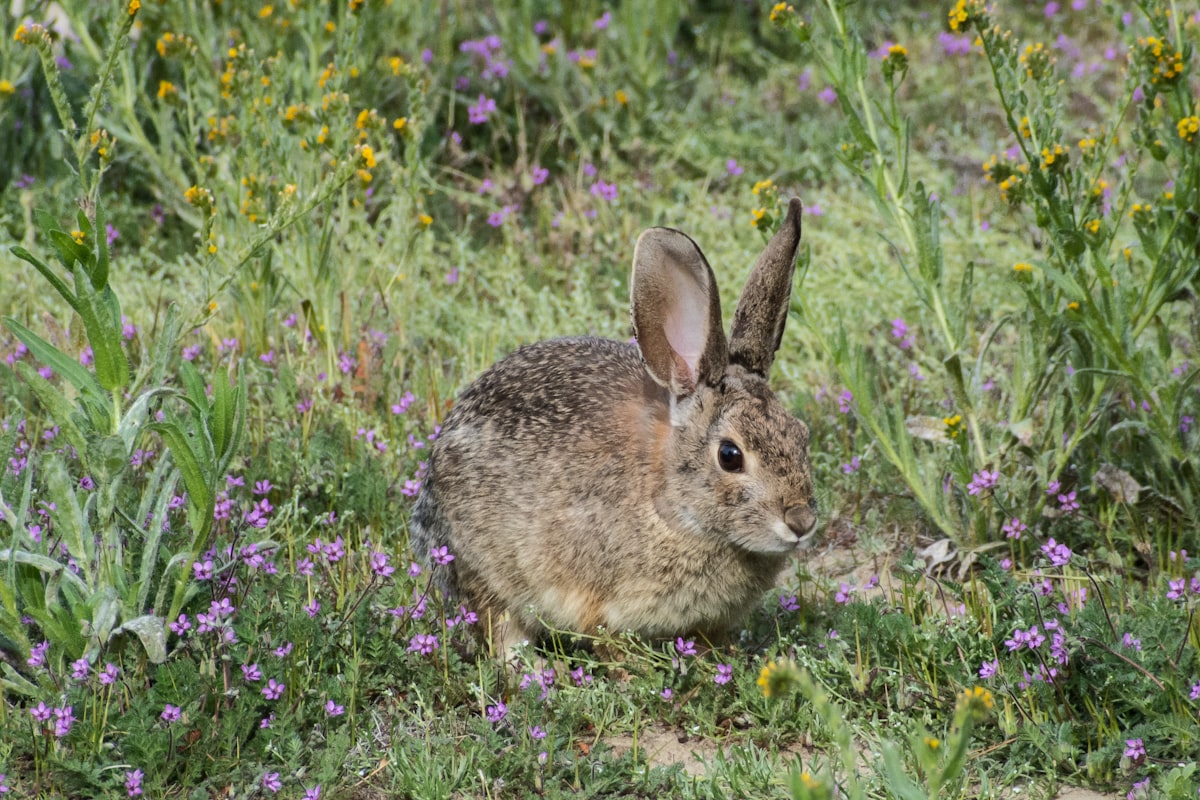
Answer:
xmin=411 ymin=199 xmax=815 ymax=649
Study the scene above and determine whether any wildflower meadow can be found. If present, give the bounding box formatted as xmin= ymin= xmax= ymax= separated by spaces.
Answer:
xmin=1 ymin=0 xmax=1199 ymax=797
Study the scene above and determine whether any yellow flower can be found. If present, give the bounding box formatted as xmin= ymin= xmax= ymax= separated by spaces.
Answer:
xmin=757 ymin=660 xmax=777 ymax=696
xmin=948 ymin=0 xmax=969 ymax=31
xmin=1085 ymin=219 xmax=1100 ymax=234
xmin=393 ymin=117 xmax=407 ymax=130
xmin=0 ymin=79 xmax=14 ymax=95
xmin=615 ymin=89 xmax=629 ymax=105
xmin=157 ymin=80 xmax=177 ymax=99
xmin=389 ymin=56 xmax=404 ymax=75
xmin=360 ymin=145 xmax=376 ymax=168
xmin=71 ymin=230 xmax=86 ymax=245
xmin=356 ymin=169 xmax=372 ymax=183
xmin=324 ymin=21 xmax=336 ymax=33
xmin=1178 ymin=115 xmax=1200 ymax=143
xmin=418 ymin=213 xmax=433 ymax=228
xmin=751 ymin=178 xmax=773 ymax=196
xmin=943 ymin=414 xmax=965 ymax=438
xmin=958 ymin=686 xmax=995 ymax=717
xmin=769 ymin=2 xmax=794 ymax=23
xmin=924 ymin=736 xmax=941 ymax=750
xmin=1066 ymin=301 xmax=1080 ymax=311
xmin=1013 ymin=262 xmax=1032 ymax=272
xmin=207 ymin=301 xmax=219 ymax=313
xmin=128 ymin=0 xmax=140 ymax=15
xmin=259 ymin=5 xmax=273 ymax=17
xmin=750 ymin=207 xmax=766 ymax=227
xmin=888 ymin=44 xmax=908 ymax=57
xmin=756 ymin=658 xmax=800 ymax=698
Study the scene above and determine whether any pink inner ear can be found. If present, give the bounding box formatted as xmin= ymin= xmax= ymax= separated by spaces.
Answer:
xmin=662 ymin=284 xmax=708 ymax=389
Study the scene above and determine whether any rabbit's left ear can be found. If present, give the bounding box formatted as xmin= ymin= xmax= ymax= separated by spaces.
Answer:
xmin=728 ymin=197 xmax=803 ymax=376
xmin=631 ymin=227 xmax=728 ymax=396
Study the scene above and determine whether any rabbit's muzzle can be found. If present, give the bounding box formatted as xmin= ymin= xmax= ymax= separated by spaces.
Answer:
xmin=785 ymin=503 xmax=818 ymax=540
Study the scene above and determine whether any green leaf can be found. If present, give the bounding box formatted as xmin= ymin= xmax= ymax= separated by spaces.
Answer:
xmin=49 ymin=229 xmax=92 ymax=273
xmin=148 ymin=421 xmax=214 ymax=525
xmin=0 ymin=548 xmax=91 ymax=596
xmin=93 ymin=203 xmax=109 ymax=290
xmin=9 ymin=245 xmax=79 ymax=312
xmin=13 ymin=361 xmax=91 ymax=457
xmin=148 ymin=303 xmax=183 ymax=388
xmin=45 ymin=458 xmax=93 ymax=585
xmin=3 ymin=317 xmax=104 ymax=402
xmin=114 ymin=614 xmax=167 ymax=664
xmin=72 ymin=263 xmax=130 ymax=392
xmin=878 ymin=742 xmax=926 ymax=800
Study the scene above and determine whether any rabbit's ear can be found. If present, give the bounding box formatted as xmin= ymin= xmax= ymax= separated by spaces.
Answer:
xmin=728 ymin=197 xmax=803 ymax=376
xmin=631 ymin=228 xmax=728 ymax=396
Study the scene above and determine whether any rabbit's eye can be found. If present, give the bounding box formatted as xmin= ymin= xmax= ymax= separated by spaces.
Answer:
xmin=717 ymin=440 xmax=744 ymax=472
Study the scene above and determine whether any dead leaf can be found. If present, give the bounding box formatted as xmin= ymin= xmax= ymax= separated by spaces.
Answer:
xmin=1094 ymin=463 xmax=1141 ymax=504
xmin=906 ymin=416 xmax=950 ymax=443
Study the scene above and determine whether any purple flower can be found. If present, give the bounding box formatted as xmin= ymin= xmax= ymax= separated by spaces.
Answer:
xmin=1002 ymin=518 xmax=1027 ymax=539
xmin=53 ymin=705 xmax=74 ymax=737
xmin=570 ymin=666 xmax=593 ymax=686
xmin=529 ymin=725 xmax=547 ymax=740
xmin=835 ymin=583 xmax=855 ymax=604
xmin=780 ymin=594 xmax=799 ymax=612
xmin=967 ymin=470 xmax=998 ymax=496
xmin=1167 ymin=578 xmax=1187 ymax=601
xmin=1123 ymin=738 xmax=1145 ymax=762
xmin=169 ymin=614 xmax=191 ymax=635
xmin=274 ymin=642 xmax=294 ymax=658
xmin=30 ymin=702 xmax=52 ymax=723
xmin=408 ymin=633 xmax=439 ymax=656
xmin=242 ymin=663 xmax=262 ymax=682
xmin=979 ymin=659 xmax=999 ymax=679
xmin=71 ymin=658 xmax=90 ymax=681
xmin=193 ymin=559 xmax=213 ymax=580
xmin=325 ymin=700 xmax=345 ymax=716
xmin=675 ymin=637 xmax=697 ymax=656
xmin=468 ymin=94 xmax=497 ymax=124
xmin=714 ymin=664 xmax=733 ymax=685
xmin=430 ymin=546 xmax=455 ymax=565
xmin=27 ymin=640 xmax=49 ymax=668
xmin=263 ymin=772 xmax=282 ymax=793
xmin=161 ymin=704 xmax=182 ymax=722
xmin=99 ymin=663 xmax=120 ymax=685
xmin=1041 ymin=538 xmax=1072 ymax=567
xmin=263 ymin=679 xmax=285 ymax=700
xmin=125 ymin=768 xmax=143 ymax=797
xmin=1057 ymin=490 xmax=1080 ymax=514
xmin=660 ymin=688 xmax=673 ymax=700
xmin=837 ymin=390 xmax=853 ymax=413
xmin=841 ymin=456 xmax=861 ymax=475
xmin=1122 ymin=632 xmax=1141 ymax=651
xmin=818 ymin=86 xmax=837 ymax=104
xmin=370 ymin=550 xmax=395 ymax=577
xmin=486 ymin=702 xmax=508 ymax=723
xmin=594 ymin=11 xmax=611 ymax=30
xmin=726 ymin=159 xmax=744 ymax=176
xmin=1005 ymin=625 xmax=1046 ymax=652
xmin=589 ymin=180 xmax=618 ymax=202
xmin=304 ymin=598 xmax=320 ymax=617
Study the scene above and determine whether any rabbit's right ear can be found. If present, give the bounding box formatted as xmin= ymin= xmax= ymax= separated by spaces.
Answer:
xmin=631 ymin=228 xmax=728 ymax=396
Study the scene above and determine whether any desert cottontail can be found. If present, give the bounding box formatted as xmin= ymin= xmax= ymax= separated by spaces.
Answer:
xmin=411 ymin=198 xmax=816 ymax=653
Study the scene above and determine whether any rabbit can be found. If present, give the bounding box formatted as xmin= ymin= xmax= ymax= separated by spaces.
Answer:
xmin=411 ymin=197 xmax=816 ymax=654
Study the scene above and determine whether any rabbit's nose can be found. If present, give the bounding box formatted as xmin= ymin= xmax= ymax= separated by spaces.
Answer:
xmin=785 ymin=504 xmax=818 ymax=537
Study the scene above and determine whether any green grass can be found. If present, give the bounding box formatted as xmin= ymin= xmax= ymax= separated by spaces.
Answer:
xmin=1 ymin=0 xmax=1198 ymax=797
